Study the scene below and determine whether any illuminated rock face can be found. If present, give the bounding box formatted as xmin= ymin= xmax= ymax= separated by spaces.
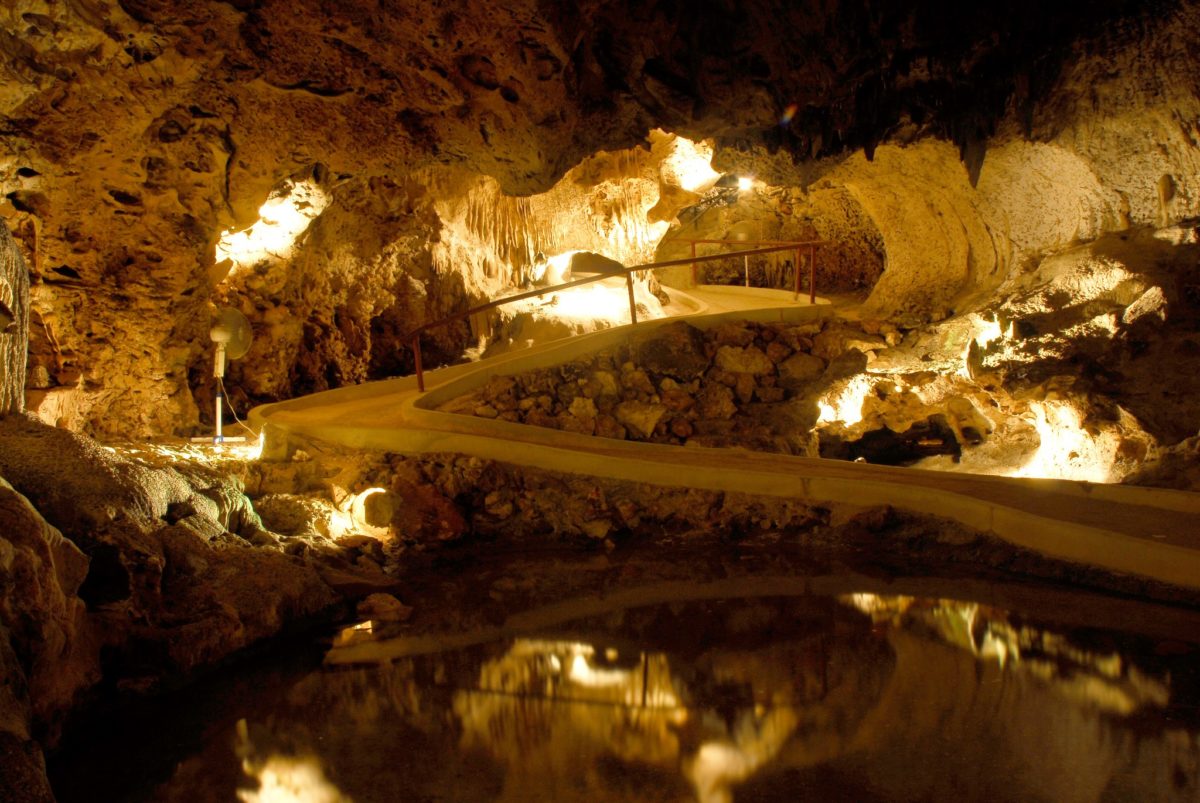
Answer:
xmin=1 ymin=5 xmax=1198 ymax=794
xmin=2 ymin=1 xmax=1199 ymax=437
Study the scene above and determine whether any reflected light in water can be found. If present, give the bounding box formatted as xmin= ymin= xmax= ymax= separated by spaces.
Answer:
xmin=237 ymin=720 xmax=350 ymax=803
xmin=843 ymin=592 xmax=916 ymax=621
xmin=52 ymin=589 xmax=1200 ymax=803
xmin=568 ymin=652 xmax=630 ymax=687
xmin=842 ymin=592 xmax=1170 ymax=715
xmin=331 ymin=619 xmax=375 ymax=649
xmin=237 ymin=756 xmax=350 ymax=803
xmin=685 ymin=705 xmax=799 ymax=803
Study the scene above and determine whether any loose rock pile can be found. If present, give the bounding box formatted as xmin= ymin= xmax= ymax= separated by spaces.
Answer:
xmin=387 ymin=452 xmax=831 ymax=545
xmin=443 ymin=318 xmax=901 ymax=455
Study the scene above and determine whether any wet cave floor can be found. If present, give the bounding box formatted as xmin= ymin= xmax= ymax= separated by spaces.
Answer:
xmin=49 ymin=537 xmax=1200 ymax=803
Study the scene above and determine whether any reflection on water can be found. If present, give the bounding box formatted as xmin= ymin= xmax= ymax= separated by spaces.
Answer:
xmin=54 ymin=588 xmax=1200 ymax=803
xmin=235 ymin=722 xmax=350 ymax=803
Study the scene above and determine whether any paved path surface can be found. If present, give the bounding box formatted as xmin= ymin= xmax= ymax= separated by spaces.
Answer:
xmin=252 ymin=286 xmax=1200 ymax=591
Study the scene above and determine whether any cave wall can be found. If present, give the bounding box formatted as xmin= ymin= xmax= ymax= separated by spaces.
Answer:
xmin=709 ymin=7 xmax=1200 ymax=319
xmin=828 ymin=141 xmax=998 ymax=319
xmin=214 ymin=172 xmax=457 ymax=405
xmin=1 ymin=0 xmax=589 ymax=437
xmin=422 ymin=130 xmax=719 ymax=289
xmin=207 ymin=132 xmax=711 ymax=417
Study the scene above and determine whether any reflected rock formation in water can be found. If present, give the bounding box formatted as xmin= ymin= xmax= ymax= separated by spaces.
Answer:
xmin=449 ymin=598 xmax=890 ymax=803
xmin=129 ymin=592 xmax=1200 ymax=802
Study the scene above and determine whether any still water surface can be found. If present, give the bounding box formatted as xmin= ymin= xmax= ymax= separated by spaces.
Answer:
xmin=52 ymin=570 xmax=1200 ymax=802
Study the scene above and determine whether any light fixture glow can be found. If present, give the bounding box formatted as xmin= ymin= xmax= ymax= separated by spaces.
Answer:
xmin=737 ymin=176 xmax=754 ymax=192
xmin=509 ymin=274 xmax=667 ymax=328
xmin=216 ymin=180 xmax=329 ymax=276
xmin=528 ymin=250 xmax=579 ymax=285
xmin=816 ymin=375 xmax=874 ymax=427
xmin=348 ymin=487 xmax=392 ymax=538
xmin=1011 ymin=401 xmax=1113 ymax=482
xmin=958 ymin=314 xmax=1007 ymax=378
xmin=661 ymin=135 xmax=722 ymax=193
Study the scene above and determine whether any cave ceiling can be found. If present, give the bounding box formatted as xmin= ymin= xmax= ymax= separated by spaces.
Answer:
xmin=3 ymin=0 xmax=1177 ymax=205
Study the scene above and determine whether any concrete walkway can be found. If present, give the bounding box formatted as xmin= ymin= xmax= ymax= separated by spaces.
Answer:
xmin=251 ymin=286 xmax=1200 ymax=592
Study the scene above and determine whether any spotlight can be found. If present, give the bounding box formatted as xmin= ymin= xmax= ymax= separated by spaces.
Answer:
xmin=737 ymin=176 xmax=754 ymax=192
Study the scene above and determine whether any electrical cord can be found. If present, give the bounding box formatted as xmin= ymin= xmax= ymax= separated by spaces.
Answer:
xmin=217 ymin=376 xmax=259 ymax=437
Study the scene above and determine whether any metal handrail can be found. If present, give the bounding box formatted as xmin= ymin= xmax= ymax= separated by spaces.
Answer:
xmin=405 ymin=242 xmax=823 ymax=391
xmin=675 ymin=238 xmax=826 ymax=301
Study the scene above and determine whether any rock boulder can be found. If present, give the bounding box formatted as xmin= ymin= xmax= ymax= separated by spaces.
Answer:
xmin=631 ymin=322 xmax=709 ymax=381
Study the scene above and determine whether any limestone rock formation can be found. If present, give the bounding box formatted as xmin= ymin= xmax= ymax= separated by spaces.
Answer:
xmin=0 ymin=415 xmax=363 ymax=725
xmin=0 ymin=476 xmax=92 ymax=724
xmin=443 ymin=318 xmax=861 ymax=454
xmin=0 ymin=476 xmax=92 ymax=802
xmin=0 ymin=220 xmax=27 ymax=413
xmin=631 ymin=320 xmax=709 ymax=381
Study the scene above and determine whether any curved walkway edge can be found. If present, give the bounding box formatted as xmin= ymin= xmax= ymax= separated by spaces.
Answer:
xmin=251 ymin=294 xmax=1200 ymax=593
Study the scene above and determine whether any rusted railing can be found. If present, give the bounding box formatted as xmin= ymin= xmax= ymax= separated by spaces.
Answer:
xmin=405 ymin=243 xmax=822 ymax=391
xmin=679 ymin=239 xmax=825 ymax=304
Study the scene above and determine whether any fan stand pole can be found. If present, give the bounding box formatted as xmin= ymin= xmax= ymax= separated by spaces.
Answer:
xmin=214 ymin=340 xmax=225 ymax=443
xmin=191 ymin=341 xmax=245 ymax=444
xmin=214 ymin=388 xmax=224 ymax=443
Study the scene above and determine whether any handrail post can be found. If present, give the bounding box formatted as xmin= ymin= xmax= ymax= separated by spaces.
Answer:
xmin=743 ymin=253 xmax=750 ymax=287
xmin=794 ymin=248 xmax=801 ymax=300
xmin=626 ymin=271 xmax=638 ymax=325
xmin=809 ymin=244 xmax=816 ymax=305
xmin=412 ymin=334 xmax=424 ymax=392
xmin=690 ymin=241 xmax=697 ymax=286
